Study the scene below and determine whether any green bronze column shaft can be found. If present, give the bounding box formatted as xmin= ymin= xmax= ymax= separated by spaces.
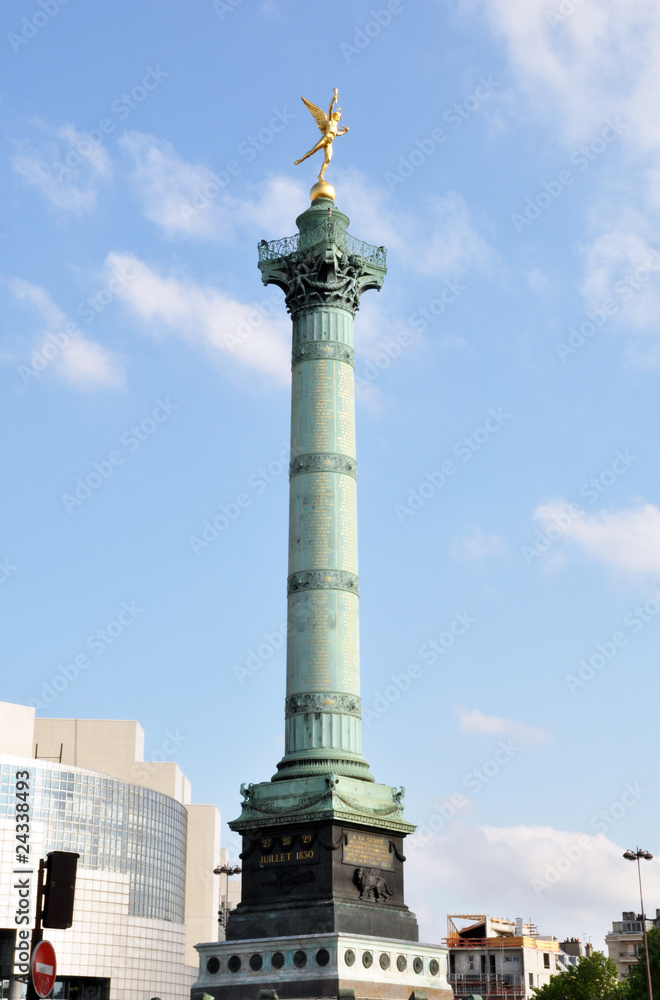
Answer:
xmin=258 ymin=198 xmax=386 ymax=783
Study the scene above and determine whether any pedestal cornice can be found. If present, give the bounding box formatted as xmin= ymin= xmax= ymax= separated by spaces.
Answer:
xmin=230 ymin=774 xmax=413 ymax=835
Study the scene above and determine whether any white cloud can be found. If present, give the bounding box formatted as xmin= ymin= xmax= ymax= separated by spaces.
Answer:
xmin=534 ymin=499 xmax=660 ymax=578
xmin=105 ymin=251 xmax=290 ymax=384
xmin=12 ymin=121 xmax=112 ymax=214
xmin=454 ymin=707 xmax=549 ymax=745
xmin=120 ymin=137 xmax=495 ymax=276
xmin=119 ymin=132 xmax=306 ymax=241
xmin=576 ymin=219 xmax=660 ymax=362
xmin=339 ymin=169 xmax=495 ymax=277
xmin=59 ymin=124 xmax=111 ymax=179
xmin=464 ymin=2 xmax=660 ymax=364
xmin=452 ymin=527 xmax=506 ymax=561
xmin=7 ymin=279 xmax=125 ymax=391
xmin=234 ymin=173 xmax=308 ymax=239
xmin=10 ymin=277 xmax=66 ymax=328
xmin=119 ymin=132 xmax=230 ymax=239
xmin=576 ymin=228 xmax=660 ymax=363
xmin=58 ymin=337 xmax=125 ymax=391
xmin=581 ymin=230 xmax=656 ymax=309
xmin=466 ymin=0 xmax=660 ymax=150
xmin=406 ymin=820 xmax=660 ymax=950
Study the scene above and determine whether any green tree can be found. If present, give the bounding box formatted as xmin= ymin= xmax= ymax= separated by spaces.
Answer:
xmin=532 ymin=951 xmax=627 ymax=1000
xmin=626 ymin=927 xmax=660 ymax=1000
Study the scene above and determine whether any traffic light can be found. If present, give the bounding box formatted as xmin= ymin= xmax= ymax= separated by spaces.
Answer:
xmin=41 ymin=851 xmax=79 ymax=929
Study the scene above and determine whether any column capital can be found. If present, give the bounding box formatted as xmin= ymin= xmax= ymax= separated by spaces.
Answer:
xmin=257 ymin=202 xmax=387 ymax=318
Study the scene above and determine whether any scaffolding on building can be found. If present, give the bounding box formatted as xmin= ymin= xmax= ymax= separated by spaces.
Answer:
xmin=445 ymin=914 xmax=542 ymax=1000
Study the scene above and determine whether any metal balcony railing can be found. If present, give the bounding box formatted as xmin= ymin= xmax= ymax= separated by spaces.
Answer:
xmin=258 ymin=222 xmax=387 ymax=269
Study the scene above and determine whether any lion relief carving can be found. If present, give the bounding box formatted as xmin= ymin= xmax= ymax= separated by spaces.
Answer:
xmin=354 ymin=866 xmax=394 ymax=902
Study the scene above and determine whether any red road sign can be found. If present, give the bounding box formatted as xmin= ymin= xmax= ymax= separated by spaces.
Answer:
xmin=31 ymin=941 xmax=56 ymax=998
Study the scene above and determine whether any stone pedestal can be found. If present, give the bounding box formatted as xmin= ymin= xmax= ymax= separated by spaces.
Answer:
xmin=193 ymin=933 xmax=453 ymax=1000
xmin=227 ymin=820 xmax=417 ymax=943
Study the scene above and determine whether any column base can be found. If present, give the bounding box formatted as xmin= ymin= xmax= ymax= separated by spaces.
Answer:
xmin=193 ymin=933 xmax=453 ymax=1000
xmin=273 ymin=751 xmax=374 ymax=783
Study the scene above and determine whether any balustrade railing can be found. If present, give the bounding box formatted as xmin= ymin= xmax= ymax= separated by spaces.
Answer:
xmin=258 ymin=222 xmax=387 ymax=269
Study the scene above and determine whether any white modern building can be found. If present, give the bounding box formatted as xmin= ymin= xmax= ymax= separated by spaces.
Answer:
xmin=446 ymin=915 xmax=582 ymax=999
xmin=0 ymin=702 xmax=233 ymax=1000
xmin=606 ymin=909 xmax=660 ymax=979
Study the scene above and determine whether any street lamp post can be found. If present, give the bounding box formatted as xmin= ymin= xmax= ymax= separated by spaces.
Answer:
xmin=212 ymin=864 xmax=242 ymax=937
xmin=623 ymin=848 xmax=654 ymax=1000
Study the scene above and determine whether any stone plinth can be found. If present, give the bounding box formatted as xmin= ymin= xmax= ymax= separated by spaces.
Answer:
xmin=193 ymin=932 xmax=453 ymax=1000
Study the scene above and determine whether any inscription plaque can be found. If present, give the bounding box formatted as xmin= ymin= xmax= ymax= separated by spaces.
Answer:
xmin=342 ymin=831 xmax=394 ymax=870
xmin=258 ymin=831 xmax=317 ymax=865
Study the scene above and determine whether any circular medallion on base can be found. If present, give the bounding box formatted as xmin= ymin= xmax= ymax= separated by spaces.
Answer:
xmin=311 ymin=180 xmax=335 ymax=202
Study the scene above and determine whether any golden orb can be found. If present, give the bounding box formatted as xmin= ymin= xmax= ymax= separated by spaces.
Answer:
xmin=310 ymin=180 xmax=335 ymax=203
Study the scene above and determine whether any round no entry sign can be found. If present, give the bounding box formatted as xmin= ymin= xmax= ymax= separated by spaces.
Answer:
xmin=31 ymin=940 xmax=57 ymax=998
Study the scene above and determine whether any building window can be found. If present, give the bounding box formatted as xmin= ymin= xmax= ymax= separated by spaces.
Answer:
xmin=544 ymin=953 xmax=550 ymax=969
xmin=0 ymin=764 xmax=186 ymax=922
xmin=529 ymin=973 xmax=534 ymax=988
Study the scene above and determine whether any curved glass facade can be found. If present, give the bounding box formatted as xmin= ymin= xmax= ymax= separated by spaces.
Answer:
xmin=0 ymin=761 xmax=187 ymax=922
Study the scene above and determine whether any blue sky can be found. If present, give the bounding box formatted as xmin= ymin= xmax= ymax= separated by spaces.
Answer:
xmin=2 ymin=0 xmax=660 ymax=952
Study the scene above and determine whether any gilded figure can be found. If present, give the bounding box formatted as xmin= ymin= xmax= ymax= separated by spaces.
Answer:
xmin=294 ymin=88 xmax=349 ymax=182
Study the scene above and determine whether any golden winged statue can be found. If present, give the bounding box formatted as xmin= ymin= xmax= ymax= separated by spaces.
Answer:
xmin=294 ymin=88 xmax=349 ymax=183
